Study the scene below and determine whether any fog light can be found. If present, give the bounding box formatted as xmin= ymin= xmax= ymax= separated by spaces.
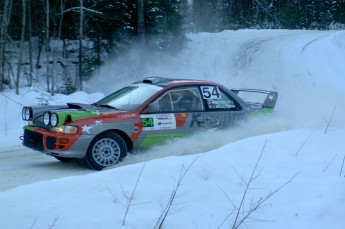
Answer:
xmin=51 ymin=113 xmax=59 ymax=127
xmin=65 ymin=126 xmax=79 ymax=134
xmin=59 ymin=139 xmax=69 ymax=144
xmin=43 ymin=112 xmax=50 ymax=125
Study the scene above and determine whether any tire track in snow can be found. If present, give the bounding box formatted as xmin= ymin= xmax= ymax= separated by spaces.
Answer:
xmin=232 ymin=38 xmax=267 ymax=70
xmin=0 ymin=148 xmax=93 ymax=192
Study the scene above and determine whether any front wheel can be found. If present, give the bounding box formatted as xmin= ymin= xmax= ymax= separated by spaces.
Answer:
xmin=85 ymin=132 xmax=127 ymax=170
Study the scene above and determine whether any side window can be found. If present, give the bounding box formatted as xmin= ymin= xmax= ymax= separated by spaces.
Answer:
xmin=145 ymin=92 xmax=173 ymax=113
xmin=145 ymin=87 xmax=204 ymax=113
xmin=170 ymin=87 xmax=204 ymax=112
xmin=156 ymin=93 xmax=173 ymax=112
xmin=200 ymin=86 xmax=241 ymax=111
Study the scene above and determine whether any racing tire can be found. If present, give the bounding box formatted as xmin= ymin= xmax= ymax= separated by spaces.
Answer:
xmin=54 ymin=156 xmax=75 ymax=162
xmin=85 ymin=132 xmax=127 ymax=170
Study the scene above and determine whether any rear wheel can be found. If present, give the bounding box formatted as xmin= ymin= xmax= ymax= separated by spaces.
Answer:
xmin=85 ymin=132 xmax=127 ymax=170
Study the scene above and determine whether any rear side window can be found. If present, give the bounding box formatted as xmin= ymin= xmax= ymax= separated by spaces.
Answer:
xmin=200 ymin=86 xmax=242 ymax=111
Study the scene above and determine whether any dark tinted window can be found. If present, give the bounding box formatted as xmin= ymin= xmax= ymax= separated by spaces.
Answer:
xmin=146 ymin=87 xmax=204 ymax=113
xmin=200 ymin=86 xmax=241 ymax=111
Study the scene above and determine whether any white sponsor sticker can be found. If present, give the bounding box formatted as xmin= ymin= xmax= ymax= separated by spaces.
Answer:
xmin=141 ymin=114 xmax=176 ymax=131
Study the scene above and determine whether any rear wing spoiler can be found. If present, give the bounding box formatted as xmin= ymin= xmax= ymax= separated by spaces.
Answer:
xmin=231 ymin=89 xmax=278 ymax=109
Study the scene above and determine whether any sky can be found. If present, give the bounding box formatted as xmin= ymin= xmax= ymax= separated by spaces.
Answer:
xmin=0 ymin=29 xmax=345 ymax=229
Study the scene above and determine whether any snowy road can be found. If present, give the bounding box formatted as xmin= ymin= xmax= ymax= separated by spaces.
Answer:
xmin=0 ymin=147 xmax=93 ymax=191
xmin=0 ymin=117 xmax=287 ymax=192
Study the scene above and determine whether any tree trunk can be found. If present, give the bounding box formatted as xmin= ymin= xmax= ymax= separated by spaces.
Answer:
xmin=137 ymin=0 xmax=145 ymax=42
xmin=78 ymin=0 xmax=84 ymax=91
xmin=51 ymin=0 xmax=65 ymax=96
xmin=45 ymin=0 xmax=50 ymax=93
xmin=28 ymin=0 xmax=33 ymax=87
xmin=16 ymin=0 xmax=26 ymax=95
xmin=0 ymin=0 xmax=12 ymax=92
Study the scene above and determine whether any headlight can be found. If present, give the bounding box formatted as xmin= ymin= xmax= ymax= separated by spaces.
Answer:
xmin=22 ymin=107 xmax=26 ymax=120
xmin=22 ymin=107 xmax=32 ymax=121
xmin=43 ymin=112 xmax=50 ymax=125
xmin=50 ymin=113 xmax=59 ymax=127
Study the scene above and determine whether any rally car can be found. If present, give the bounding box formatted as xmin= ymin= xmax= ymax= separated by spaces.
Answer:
xmin=21 ymin=77 xmax=278 ymax=170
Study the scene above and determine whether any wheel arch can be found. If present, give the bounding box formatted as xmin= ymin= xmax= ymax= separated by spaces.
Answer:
xmin=94 ymin=129 xmax=134 ymax=153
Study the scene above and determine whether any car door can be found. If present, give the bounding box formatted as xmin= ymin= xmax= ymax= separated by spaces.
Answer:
xmin=137 ymin=85 xmax=246 ymax=149
xmin=194 ymin=85 xmax=247 ymax=129
xmin=138 ymin=86 xmax=205 ymax=149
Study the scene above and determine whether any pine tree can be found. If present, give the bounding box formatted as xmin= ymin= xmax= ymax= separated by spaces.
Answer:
xmin=144 ymin=0 xmax=186 ymax=51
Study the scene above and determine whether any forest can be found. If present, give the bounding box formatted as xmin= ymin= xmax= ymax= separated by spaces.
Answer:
xmin=1 ymin=0 xmax=344 ymax=94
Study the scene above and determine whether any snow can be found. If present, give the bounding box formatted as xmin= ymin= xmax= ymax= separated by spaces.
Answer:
xmin=1 ymin=29 xmax=345 ymax=228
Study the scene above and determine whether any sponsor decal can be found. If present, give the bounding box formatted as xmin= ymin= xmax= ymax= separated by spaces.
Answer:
xmin=156 ymin=114 xmax=173 ymax=120
xmin=95 ymin=120 xmax=103 ymax=125
xmin=117 ymin=113 xmax=137 ymax=119
xmin=190 ymin=113 xmax=245 ymax=128
xmin=82 ymin=120 xmax=104 ymax=134
xmin=207 ymin=100 xmax=235 ymax=109
xmin=175 ymin=113 xmax=188 ymax=127
xmin=141 ymin=114 xmax=176 ymax=131
xmin=82 ymin=125 xmax=93 ymax=134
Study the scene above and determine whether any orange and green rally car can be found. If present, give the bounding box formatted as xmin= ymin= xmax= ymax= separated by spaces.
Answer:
xmin=21 ymin=77 xmax=278 ymax=170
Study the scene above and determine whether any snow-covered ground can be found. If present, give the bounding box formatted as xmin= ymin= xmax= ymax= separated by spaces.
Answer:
xmin=0 ymin=29 xmax=345 ymax=228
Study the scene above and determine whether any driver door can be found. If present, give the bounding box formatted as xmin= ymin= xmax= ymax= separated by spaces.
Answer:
xmin=138 ymin=86 xmax=205 ymax=149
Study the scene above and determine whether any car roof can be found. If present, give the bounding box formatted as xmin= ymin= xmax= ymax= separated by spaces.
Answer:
xmin=134 ymin=76 xmax=220 ymax=87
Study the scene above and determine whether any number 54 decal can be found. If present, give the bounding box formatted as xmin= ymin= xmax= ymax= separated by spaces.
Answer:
xmin=200 ymin=86 xmax=221 ymax=99
xmin=142 ymin=117 xmax=154 ymax=127
xmin=141 ymin=114 xmax=176 ymax=131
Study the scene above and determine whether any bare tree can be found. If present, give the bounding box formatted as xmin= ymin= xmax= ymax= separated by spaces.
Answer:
xmin=53 ymin=0 xmax=65 ymax=94
xmin=15 ymin=0 xmax=27 ymax=95
xmin=50 ymin=0 xmax=66 ymax=96
xmin=137 ymin=0 xmax=145 ymax=42
xmin=0 ymin=0 xmax=13 ymax=92
xmin=154 ymin=158 xmax=197 ymax=229
xmin=218 ymin=141 xmax=300 ymax=229
xmin=27 ymin=0 xmax=33 ymax=86
xmin=78 ymin=0 xmax=84 ymax=91
xmin=44 ymin=0 xmax=51 ymax=93
xmin=324 ymin=106 xmax=337 ymax=134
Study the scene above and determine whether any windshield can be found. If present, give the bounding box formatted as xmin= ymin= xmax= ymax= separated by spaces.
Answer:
xmin=94 ymin=84 xmax=163 ymax=111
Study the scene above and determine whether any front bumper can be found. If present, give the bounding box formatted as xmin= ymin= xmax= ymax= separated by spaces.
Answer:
xmin=23 ymin=127 xmax=92 ymax=158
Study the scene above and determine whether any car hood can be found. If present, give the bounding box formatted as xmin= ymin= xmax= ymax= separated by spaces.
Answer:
xmin=27 ymin=103 xmax=123 ymax=127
